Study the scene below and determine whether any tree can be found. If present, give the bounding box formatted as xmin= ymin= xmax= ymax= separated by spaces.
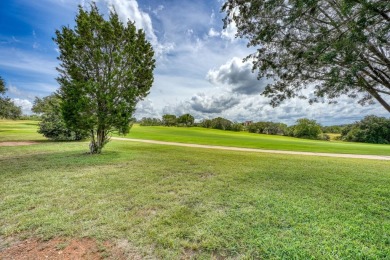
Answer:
xmin=0 ymin=76 xmax=22 ymax=120
xmin=0 ymin=76 xmax=5 ymax=94
xmin=33 ymin=94 xmax=89 ymax=141
xmin=55 ymin=4 xmax=155 ymax=153
xmin=139 ymin=117 xmax=162 ymax=126
xmin=210 ymin=117 xmax=233 ymax=130
xmin=200 ymin=119 xmax=212 ymax=128
xmin=293 ymin=118 xmax=322 ymax=139
xmin=177 ymin=113 xmax=195 ymax=126
xmin=162 ymin=114 xmax=177 ymax=126
xmin=223 ymin=0 xmax=390 ymax=112
xmin=341 ymin=115 xmax=390 ymax=143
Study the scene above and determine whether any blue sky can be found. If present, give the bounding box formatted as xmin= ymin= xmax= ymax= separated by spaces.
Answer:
xmin=0 ymin=0 xmax=388 ymax=125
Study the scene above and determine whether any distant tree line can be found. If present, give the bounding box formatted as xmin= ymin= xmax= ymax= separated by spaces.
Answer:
xmin=138 ymin=114 xmax=390 ymax=144
xmin=140 ymin=114 xmax=195 ymax=127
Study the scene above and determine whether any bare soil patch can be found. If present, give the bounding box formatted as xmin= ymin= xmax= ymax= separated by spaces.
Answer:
xmin=0 ymin=141 xmax=39 ymax=147
xmin=0 ymin=237 xmax=145 ymax=260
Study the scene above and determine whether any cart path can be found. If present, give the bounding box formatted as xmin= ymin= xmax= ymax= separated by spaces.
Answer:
xmin=112 ymin=137 xmax=390 ymax=161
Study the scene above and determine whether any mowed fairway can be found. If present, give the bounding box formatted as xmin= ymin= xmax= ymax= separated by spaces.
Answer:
xmin=1 ymin=120 xmax=390 ymax=258
xmin=124 ymin=124 xmax=390 ymax=156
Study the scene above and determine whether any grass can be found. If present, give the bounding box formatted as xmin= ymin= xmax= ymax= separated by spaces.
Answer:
xmin=0 ymin=120 xmax=46 ymax=142
xmin=124 ymin=124 xmax=390 ymax=156
xmin=1 ymin=120 xmax=390 ymax=258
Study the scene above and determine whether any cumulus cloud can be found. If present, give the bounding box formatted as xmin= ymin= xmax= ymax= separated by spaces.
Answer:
xmin=189 ymin=93 xmax=240 ymax=114
xmin=221 ymin=21 xmax=237 ymax=41
xmin=102 ymin=0 xmax=173 ymax=58
xmin=207 ymin=57 xmax=267 ymax=95
xmin=134 ymin=99 xmax=160 ymax=118
xmin=208 ymin=28 xmax=220 ymax=37
xmin=12 ymin=98 xmax=33 ymax=114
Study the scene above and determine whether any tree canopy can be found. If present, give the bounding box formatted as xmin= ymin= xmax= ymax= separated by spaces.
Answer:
xmin=177 ymin=113 xmax=195 ymax=126
xmin=162 ymin=114 xmax=177 ymax=126
xmin=0 ymin=76 xmax=22 ymax=120
xmin=223 ymin=0 xmax=390 ymax=112
xmin=341 ymin=115 xmax=390 ymax=143
xmin=55 ymin=3 xmax=155 ymax=153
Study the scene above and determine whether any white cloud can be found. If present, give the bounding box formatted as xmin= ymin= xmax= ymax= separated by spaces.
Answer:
xmin=12 ymin=98 xmax=33 ymax=114
xmin=207 ymin=57 xmax=267 ymax=95
xmin=102 ymin=0 xmax=173 ymax=58
xmin=221 ymin=21 xmax=237 ymax=41
xmin=134 ymin=99 xmax=160 ymax=118
xmin=208 ymin=28 xmax=220 ymax=37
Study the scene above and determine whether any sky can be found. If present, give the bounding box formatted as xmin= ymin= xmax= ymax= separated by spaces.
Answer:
xmin=0 ymin=0 xmax=388 ymax=125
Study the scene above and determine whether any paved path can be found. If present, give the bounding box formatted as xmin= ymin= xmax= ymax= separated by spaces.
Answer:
xmin=112 ymin=137 xmax=390 ymax=161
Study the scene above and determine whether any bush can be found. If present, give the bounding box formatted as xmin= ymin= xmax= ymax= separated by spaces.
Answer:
xmin=230 ymin=123 xmax=243 ymax=132
xmin=293 ymin=118 xmax=322 ymax=139
xmin=341 ymin=115 xmax=390 ymax=144
xmin=140 ymin=117 xmax=162 ymax=126
xmin=33 ymin=94 xmax=88 ymax=141
xmin=38 ymin=111 xmax=88 ymax=141
xmin=162 ymin=114 xmax=177 ymax=126
xmin=177 ymin=114 xmax=194 ymax=127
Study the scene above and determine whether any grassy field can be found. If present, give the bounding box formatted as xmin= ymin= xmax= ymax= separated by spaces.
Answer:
xmin=1 ymin=120 xmax=390 ymax=258
xmin=124 ymin=124 xmax=390 ymax=156
xmin=0 ymin=120 xmax=46 ymax=142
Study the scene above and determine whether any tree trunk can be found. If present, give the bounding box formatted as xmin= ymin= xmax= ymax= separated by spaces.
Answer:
xmin=89 ymin=128 xmax=107 ymax=154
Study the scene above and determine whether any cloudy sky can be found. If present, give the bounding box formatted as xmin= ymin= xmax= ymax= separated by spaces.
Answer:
xmin=0 ymin=0 xmax=388 ymax=125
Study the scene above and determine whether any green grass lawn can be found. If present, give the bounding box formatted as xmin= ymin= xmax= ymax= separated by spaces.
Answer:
xmin=124 ymin=124 xmax=390 ymax=156
xmin=0 ymin=120 xmax=46 ymax=142
xmin=1 ymin=120 xmax=389 ymax=258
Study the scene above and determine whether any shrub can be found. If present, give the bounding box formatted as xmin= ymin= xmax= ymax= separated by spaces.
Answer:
xmin=341 ymin=115 xmax=390 ymax=144
xmin=293 ymin=118 xmax=322 ymax=139
xmin=38 ymin=111 xmax=88 ymax=141
xmin=33 ymin=94 xmax=88 ymax=141
xmin=230 ymin=123 xmax=243 ymax=132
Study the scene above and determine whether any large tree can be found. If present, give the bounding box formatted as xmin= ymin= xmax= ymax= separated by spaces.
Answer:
xmin=223 ymin=0 xmax=390 ymax=112
xmin=0 ymin=76 xmax=22 ymax=120
xmin=55 ymin=4 xmax=155 ymax=153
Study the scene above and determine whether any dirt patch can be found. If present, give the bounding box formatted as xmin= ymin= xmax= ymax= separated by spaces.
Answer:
xmin=0 ymin=141 xmax=39 ymax=147
xmin=0 ymin=237 xmax=146 ymax=260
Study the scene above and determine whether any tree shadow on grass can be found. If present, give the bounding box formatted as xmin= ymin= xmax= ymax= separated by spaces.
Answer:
xmin=0 ymin=148 xmax=123 ymax=178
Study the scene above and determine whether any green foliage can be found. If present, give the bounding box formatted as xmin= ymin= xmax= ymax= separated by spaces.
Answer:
xmin=342 ymin=115 xmax=390 ymax=144
xmin=162 ymin=114 xmax=177 ymax=126
xmin=247 ymin=121 xmax=287 ymax=135
xmin=33 ymin=94 xmax=88 ymax=141
xmin=223 ymin=0 xmax=390 ymax=112
xmin=19 ymin=114 xmax=42 ymax=120
xmin=200 ymin=119 xmax=212 ymax=128
xmin=177 ymin=113 xmax=194 ymax=126
xmin=293 ymin=118 xmax=323 ymax=139
xmin=0 ymin=76 xmax=5 ymax=94
xmin=210 ymin=117 xmax=233 ymax=130
xmin=322 ymin=125 xmax=343 ymax=134
xmin=140 ymin=117 xmax=162 ymax=126
xmin=0 ymin=76 xmax=22 ymax=120
xmin=230 ymin=123 xmax=243 ymax=132
xmin=55 ymin=3 xmax=155 ymax=153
